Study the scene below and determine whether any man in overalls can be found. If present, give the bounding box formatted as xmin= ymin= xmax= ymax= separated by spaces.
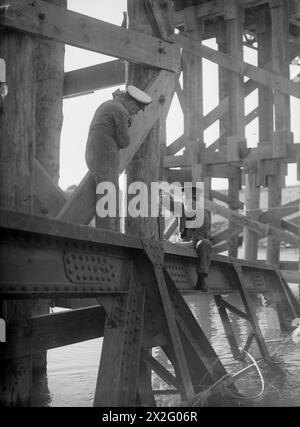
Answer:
xmin=163 ymin=185 xmax=213 ymax=292
xmin=179 ymin=195 xmax=212 ymax=292
xmin=85 ymin=85 xmax=152 ymax=231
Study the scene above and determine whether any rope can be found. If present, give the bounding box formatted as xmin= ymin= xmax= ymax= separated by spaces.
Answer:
xmin=240 ymin=350 xmax=265 ymax=399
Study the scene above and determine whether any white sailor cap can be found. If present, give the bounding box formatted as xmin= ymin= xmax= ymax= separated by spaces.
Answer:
xmin=126 ymin=85 xmax=152 ymax=105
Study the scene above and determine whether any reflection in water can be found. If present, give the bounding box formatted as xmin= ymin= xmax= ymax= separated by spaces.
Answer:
xmin=31 ymin=287 xmax=300 ymax=407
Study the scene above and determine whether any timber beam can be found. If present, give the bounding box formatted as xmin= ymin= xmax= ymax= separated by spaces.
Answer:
xmin=0 ymin=306 xmax=106 ymax=360
xmin=0 ymin=209 xmax=288 ymax=299
xmin=64 ymin=60 xmax=125 ymax=98
xmin=164 ymin=143 xmax=300 ymax=168
xmin=174 ymin=0 xmax=300 ymax=26
xmin=0 ymin=0 xmax=180 ymax=73
xmin=176 ymin=34 xmax=300 ymax=99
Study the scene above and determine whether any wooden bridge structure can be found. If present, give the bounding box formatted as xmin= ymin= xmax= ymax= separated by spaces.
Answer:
xmin=0 ymin=0 xmax=300 ymax=407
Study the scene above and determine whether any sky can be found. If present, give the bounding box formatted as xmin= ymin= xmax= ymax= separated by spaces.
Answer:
xmin=59 ymin=0 xmax=300 ymax=192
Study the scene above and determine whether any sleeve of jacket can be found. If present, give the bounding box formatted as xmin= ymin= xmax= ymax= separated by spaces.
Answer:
xmin=114 ymin=107 xmax=131 ymax=149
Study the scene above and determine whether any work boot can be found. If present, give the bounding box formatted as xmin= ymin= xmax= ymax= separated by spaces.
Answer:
xmin=196 ymin=274 xmax=208 ymax=292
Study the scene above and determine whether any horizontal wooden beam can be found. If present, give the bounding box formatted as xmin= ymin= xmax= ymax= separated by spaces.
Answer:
xmin=165 ymin=142 xmax=300 ymax=168
xmin=259 ymin=199 xmax=300 ymax=223
xmin=281 ymin=270 xmax=300 ymax=283
xmin=176 ymin=34 xmax=300 ymax=99
xmin=165 ymin=164 xmax=241 ymax=180
xmin=1 ymin=0 xmax=180 ymax=72
xmin=175 ymin=1 xmax=298 ymax=25
xmin=64 ymin=60 xmax=125 ymax=98
xmin=0 ymin=306 xmax=106 ymax=360
xmin=211 ymin=190 xmax=244 ymax=210
xmin=204 ymin=198 xmax=300 ymax=248
xmin=212 ymin=228 xmax=232 ymax=246
xmin=280 ymin=261 xmax=299 ymax=271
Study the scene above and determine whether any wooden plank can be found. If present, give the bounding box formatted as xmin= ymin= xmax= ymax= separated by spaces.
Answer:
xmin=174 ymin=1 xmax=298 ymax=25
xmin=211 ymin=190 xmax=244 ymax=210
xmin=280 ymin=261 xmax=300 ymax=271
xmin=290 ymin=0 xmax=300 ymax=18
xmin=244 ymin=173 xmax=260 ymax=261
xmin=0 ymin=306 xmax=106 ymax=360
xmin=57 ymin=70 xmax=174 ymax=224
xmin=141 ymin=348 xmax=177 ymax=387
xmin=213 ymin=226 xmax=243 ymax=246
xmin=166 ymin=135 xmax=185 ymax=156
xmin=204 ymin=198 xmax=300 ymax=248
xmin=259 ymin=199 xmax=300 ymax=223
xmin=281 ymin=270 xmax=300 ymax=283
xmin=120 ymin=71 xmax=175 ymax=172
xmin=175 ymin=77 xmax=186 ymax=114
xmin=145 ymin=0 xmax=175 ymax=42
xmin=166 ymin=164 xmax=241 ymax=180
xmin=204 ymin=98 xmax=228 ymax=130
xmin=166 ymin=142 xmax=300 ymax=168
xmin=281 ymin=219 xmax=300 ymax=235
xmin=1 ymin=0 xmax=180 ymax=73
xmin=64 ymin=60 xmax=125 ymax=98
xmin=225 ymin=2 xmax=245 ymax=258
xmin=175 ymin=34 xmax=300 ymax=99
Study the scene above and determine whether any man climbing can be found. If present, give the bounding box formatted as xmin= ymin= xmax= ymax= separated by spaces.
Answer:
xmin=85 ymin=85 xmax=152 ymax=231
xmin=179 ymin=187 xmax=212 ymax=292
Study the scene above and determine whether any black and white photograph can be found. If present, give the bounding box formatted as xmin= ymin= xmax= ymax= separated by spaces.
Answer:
xmin=0 ymin=0 xmax=300 ymax=411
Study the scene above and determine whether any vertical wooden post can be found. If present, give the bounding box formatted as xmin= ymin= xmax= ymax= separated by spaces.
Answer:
xmin=268 ymin=0 xmax=291 ymax=266
xmin=181 ymin=10 xmax=213 ymax=214
xmin=182 ymin=16 xmax=204 ymax=178
xmin=246 ymin=7 xmax=273 ymax=262
xmin=217 ymin=18 xmax=229 ymax=150
xmin=35 ymin=0 xmax=66 ymax=185
xmin=0 ymin=32 xmax=36 ymax=405
xmin=32 ymin=0 xmax=66 ymax=374
xmin=224 ymin=1 xmax=245 ymax=257
xmin=125 ymin=0 xmax=175 ymax=404
xmin=244 ymin=174 xmax=260 ymax=261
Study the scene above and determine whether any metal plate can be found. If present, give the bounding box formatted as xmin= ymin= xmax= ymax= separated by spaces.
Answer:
xmin=165 ymin=262 xmax=192 ymax=290
xmin=64 ymin=251 xmax=122 ymax=290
